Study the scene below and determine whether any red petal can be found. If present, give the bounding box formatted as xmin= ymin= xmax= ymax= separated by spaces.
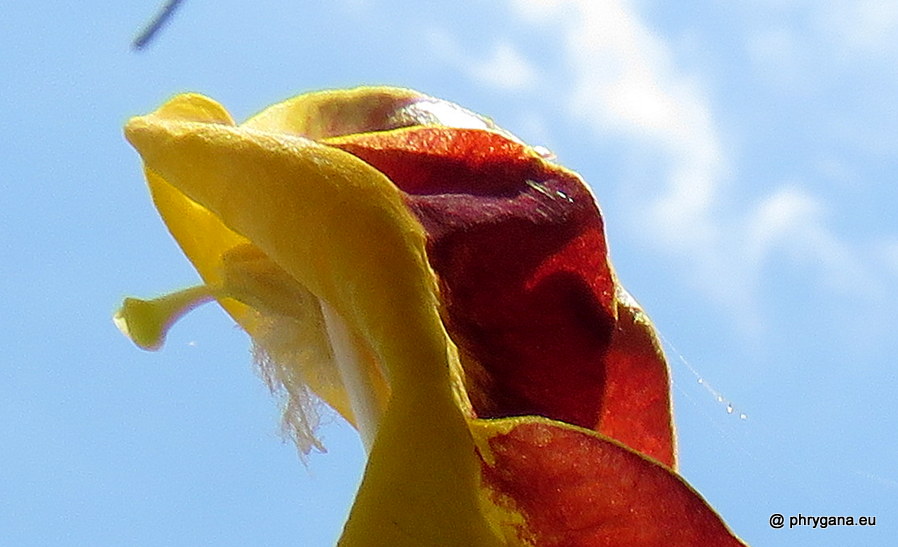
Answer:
xmin=598 ymin=291 xmax=676 ymax=466
xmin=477 ymin=419 xmax=746 ymax=547
xmin=330 ymin=128 xmax=674 ymax=465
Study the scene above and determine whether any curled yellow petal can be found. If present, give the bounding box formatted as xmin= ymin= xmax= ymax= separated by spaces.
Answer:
xmin=124 ymin=96 xmax=500 ymax=545
xmin=125 ymin=111 xmax=435 ymax=390
xmin=130 ymin=94 xmax=363 ymax=438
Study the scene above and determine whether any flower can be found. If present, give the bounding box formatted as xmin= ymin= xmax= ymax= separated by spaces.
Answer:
xmin=116 ymin=87 xmax=747 ymax=546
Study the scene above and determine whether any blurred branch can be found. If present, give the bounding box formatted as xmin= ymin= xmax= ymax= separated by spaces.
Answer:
xmin=132 ymin=0 xmax=185 ymax=50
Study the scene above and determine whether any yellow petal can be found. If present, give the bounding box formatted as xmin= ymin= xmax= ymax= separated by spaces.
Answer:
xmin=126 ymin=110 xmax=429 ymax=387
xmin=125 ymin=104 xmax=501 ymax=545
xmin=137 ymin=94 xmax=257 ymax=328
xmin=135 ymin=93 xmax=356 ymax=426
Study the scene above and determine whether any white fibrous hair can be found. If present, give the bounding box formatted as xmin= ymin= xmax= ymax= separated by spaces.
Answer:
xmin=249 ymin=308 xmax=338 ymax=462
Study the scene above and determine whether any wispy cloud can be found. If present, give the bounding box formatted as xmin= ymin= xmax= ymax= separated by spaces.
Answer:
xmin=745 ymin=26 xmax=811 ymax=91
xmin=882 ymin=243 xmax=898 ymax=285
xmin=439 ymin=0 xmax=897 ymax=332
xmin=502 ymin=1 xmax=725 ymax=248
xmin=744 ymin=187 xmax=881 ymax=297
xmin=507 ymin=0 xmax=749 ymax=314
xmin=819 ymin=1 xmax=898 ymax=57
xmin=426 ymin=30 xmax=539 ymax=91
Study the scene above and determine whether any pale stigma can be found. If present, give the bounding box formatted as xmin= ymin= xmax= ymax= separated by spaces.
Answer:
xmin=114 ymin=285 xmax=221 ymax=351
xmin=114 ymin=245 xmax=391 ymax=457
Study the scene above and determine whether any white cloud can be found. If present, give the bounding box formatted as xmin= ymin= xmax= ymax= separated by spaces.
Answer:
xmin=745 ymin=26 xmax=810 ymax=91
xmin=494 ymin=0 xmax=891 ymax=329
xmin=507 ymin=0 xmax=567 ymax=23
xmin=506 ymin=1 xmax=724 ymax=248
xmin=507 ymin=1 xmax=727 ymax=258
xmin=744 ymin=187 xmax=879 ymax=296
xmin=745 ymin=187 xmax=824 ymax=268
xmin=881 ymin=241 xmax=898 ymax=278
xmin=819 ymin=1 xmax=898 ymax=57
xmin=742 ymin=2 xmax=898 ymax=74
xmin=469 ymin=42 xmax=540 ymax=91
xmin=425 ymin=0 xmax=896 ymax=332
xmin=426 ymin=30 xmax=539 ymax=91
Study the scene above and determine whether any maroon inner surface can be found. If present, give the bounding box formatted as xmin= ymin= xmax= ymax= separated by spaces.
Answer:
xmin=331 ymin=127 xmax=672 ymax=466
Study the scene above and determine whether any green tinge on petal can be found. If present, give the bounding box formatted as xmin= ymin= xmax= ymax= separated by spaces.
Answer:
xmin=243 ymin=86 xmax=423 ymax=138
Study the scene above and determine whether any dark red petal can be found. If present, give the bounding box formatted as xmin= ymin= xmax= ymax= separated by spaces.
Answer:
xmin=329 ymin=128 xmax=674 ymax=466
xmin=478 ymin=420 xmax=746 ymax=547
xmin=330 ymin=127 xmax=543 ymax=197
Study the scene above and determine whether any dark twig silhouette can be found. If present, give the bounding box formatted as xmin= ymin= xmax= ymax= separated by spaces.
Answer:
xmin=132 ymin=0 xmax=186 ymax=50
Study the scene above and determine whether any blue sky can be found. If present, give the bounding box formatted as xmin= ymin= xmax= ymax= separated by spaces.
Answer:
xmin=2 ymin=1 xmax=896 ymax=545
